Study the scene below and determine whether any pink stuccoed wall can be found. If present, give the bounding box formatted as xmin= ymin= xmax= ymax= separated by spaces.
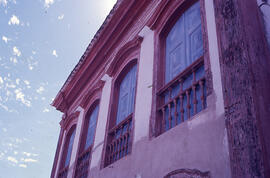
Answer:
xmin=51 ymin=0 xmax=270 ymax=177
xmin=86 ymin=0 xmax=231 ymax=177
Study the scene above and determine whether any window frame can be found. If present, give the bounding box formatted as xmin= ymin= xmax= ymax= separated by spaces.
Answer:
xmin=72 ymin=81 xmax=103 ymax=177
xmin=58 ymin=123 xmax=77 ymax=178
xmin=74 ymin=99 xmax=100 ymax=178
xmin=102 ymin=40 xmax=141 ymax=168
xmin=80 ymin=100 xmax=100 ymax=153
xmin=150 ymin=0 xmax=212 ymax=137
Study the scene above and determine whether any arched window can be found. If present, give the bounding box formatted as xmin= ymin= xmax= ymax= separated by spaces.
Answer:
xmin=157 ymin=1 xmax=207 ymax=134
xmin=58 ymin=126 xmax=76 ymax=178
xmin=75 ymin=103 xmax=99 ymax=178
xmin=105 ymin=62 xmax=137 ymax=166
xmin=116 ymin=64 xmax=137 ymax=124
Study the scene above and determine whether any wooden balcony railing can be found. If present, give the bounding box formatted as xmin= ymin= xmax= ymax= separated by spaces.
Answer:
xmin=74 ymin=146 xmax=92 ymax=178
xmin=105 ymin=114 xmax=132 ymax=166
xmin=157 ymin=57 xmax=207 ymax=133
xmin=58 ymin=166 xmax=68 ymax=178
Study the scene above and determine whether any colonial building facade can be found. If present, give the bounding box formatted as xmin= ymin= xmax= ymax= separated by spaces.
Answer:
xmin=50 ymin=0 xmax=270 ymax=178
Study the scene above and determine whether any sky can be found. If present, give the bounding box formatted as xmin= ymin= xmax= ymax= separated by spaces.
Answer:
xmin=0 ymin=0 xmax=116 ymax=177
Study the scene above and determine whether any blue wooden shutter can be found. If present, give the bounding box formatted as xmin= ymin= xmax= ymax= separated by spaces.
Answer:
xmin=116 ymin=64 xmax=137 ymax=124
xmin=64 ymin=129 xmax=76 ymax=167
xmin=165 ymin=1 xmax=203 ymax=83
xmin=84 ymin=105 xmax=99 ymax=150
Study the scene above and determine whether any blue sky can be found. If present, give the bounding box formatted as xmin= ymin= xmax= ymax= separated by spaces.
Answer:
xmin=0 ymin=0 xmax=116 ymax=177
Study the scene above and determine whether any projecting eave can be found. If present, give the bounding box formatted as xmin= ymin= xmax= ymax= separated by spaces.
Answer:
xmin=52 ymin=0 xmax=151 ymax=113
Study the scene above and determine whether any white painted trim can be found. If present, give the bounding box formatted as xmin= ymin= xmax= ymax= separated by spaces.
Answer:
xmin=138 ymin=26 xmax=151 ymax=38
xmin=133 ymin=27 xmax=154 ymax=143
xmin=204 ymin=1 xmax=231 ymax=177
xmin=67 ymin=108 xmax=85 ymax=178
xmin=54 ymin=130 xmax=67 ymax=178
xmin=205 ymin=0 xmax=225 ymax=116
xmin=90 ymin=75 xmax=112 ymax=169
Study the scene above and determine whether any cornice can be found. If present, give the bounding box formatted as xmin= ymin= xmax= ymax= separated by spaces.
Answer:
xmin=52 ymin=0 xmax=150 ymax=112
xmin=60 ymin=111 xmax=80 ymax=129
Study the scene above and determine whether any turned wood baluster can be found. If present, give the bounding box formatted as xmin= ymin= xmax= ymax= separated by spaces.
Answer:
xmin=173 ymin=98 xmax=178 ymax=126
xmin=116 ymin=139 xmax=119 ymax=160
xmin=168 ymin=102 xmax=172 ymax=129
xmin=161 ymin=107 xmax=166 ymax=132
xmin=199 ymin=79 xmax=205 ymax=109
xmin=179 ymin=80 xmax=184 ymax=122
xmin=119 ymin=126 xmax=124 ymax=158
xmin=192 ymin=71 xmax=197 ymax=114
xmin=127 ymin=119 xmax=131 ymax=154
xmin=123 ymin=134 xmax=127 ymax=156
xmin=107 ymin=145 xmax=111 ymax=164
xmin=186 ymin=89 xmax=191 ymax=119
xmin=168 ymin=88 xmax=172 ymax=129
xmin=121 ymin=123 xmax=127 ymax=156
xmin=113 ymin=129 xmax=117 ymax=161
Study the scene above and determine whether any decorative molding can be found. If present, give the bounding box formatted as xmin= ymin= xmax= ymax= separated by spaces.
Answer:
xmin=60 ymin=111 xmax=80 ymax=129
xmin=80 ymin=80 xmax=104 ymax=109
xmin=106 ymin=36 xmax=142 ymax=76
xmin=164 ymin=168 xmax=211 ymax=178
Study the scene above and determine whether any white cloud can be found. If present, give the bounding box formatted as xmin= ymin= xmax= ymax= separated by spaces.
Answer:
xmin=23 ymin=158 xmax=38 ymax=163
xmin=43 ymin=108 xmax=49 ymax=112
xmin=36 ymin=86 xmax=44 ymax=94
xmin=22 ymin=152 xmax=31 ymax=157
xmin=7 ymin=156 xmax=18 ymax=164
xmin=10 ymin=57 xmax=18 ymax=64
xmin=14 ymin=151 xmax=18 ymax=155
xmin=52 ymin=50 xmax=58 ymax=57
xmin=58 ymin=14 xmax=64 ymax=20
xmin=0 ymin=103 xmax=9 ymax=112
xmin=6 ymin=83 xmax=16 ymax=88
xmin=44 ymin=0 xmax=54 ymax=8
xmin=0 ymin=152 xmax=4 ymax=159
xmin=22 ymin=152 xmax=38 ymax=157
xmin=28 ymin=64 xmax=33 ymax=70
xmin=0 ymin=0 xmax=7 ymax=6
xmin=19 ymin=164 xmax=27 ymax=168
xmin=15 ymin=78 xmax=20 ymax=85
xmin=2 ymin=128 xmax=7 ymax=132
xmin=2 ymin=36 xmax=10 ymax=43
xmin=13 ymin=46 xmax=21 ymax=57
xmin=0 ymin=76 xmax=3 ymax=84
xmin=8 ymin=15 xmax=20 ymax=25
xmin=24 ymin=80 xmax=30 ymax=85
xmin=14 ymin=88 xmax=31 ymax=107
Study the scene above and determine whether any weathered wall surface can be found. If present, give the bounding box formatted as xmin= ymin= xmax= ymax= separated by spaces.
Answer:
xmin=257 ymin=0 xmax=270 ymax=48
xmin=213 ymin=0 xmax=270 ymax=177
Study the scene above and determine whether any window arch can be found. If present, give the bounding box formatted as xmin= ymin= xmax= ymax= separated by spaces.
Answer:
xmin=58 ymin=125 xmax=76 ymax=178
xmin=104 ymin=59 xmax=138 ymax=167
xmin=74 ymin=101 xmax=100 ymax=178
xmin=156 ymin=0 xmax=207 ymax=134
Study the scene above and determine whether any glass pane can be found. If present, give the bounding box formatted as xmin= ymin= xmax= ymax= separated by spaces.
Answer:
xmin=165 ymin=1 xmax=202 ymax=83
xmin=64 ymin=128 xmax=76 ymax=167
xmin=116 ymin=64 xmax=137 ymax=124
xmin=85 ymin=105 xmax=99 ymax=150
